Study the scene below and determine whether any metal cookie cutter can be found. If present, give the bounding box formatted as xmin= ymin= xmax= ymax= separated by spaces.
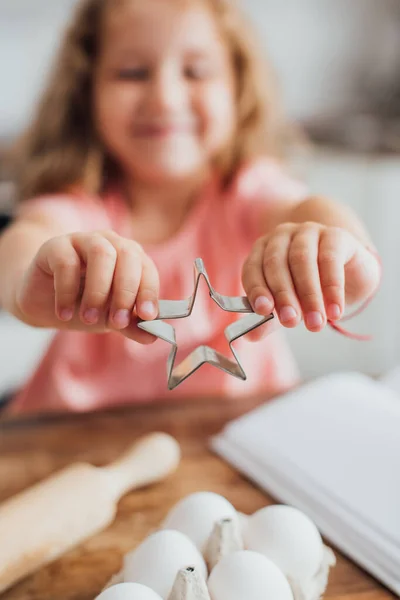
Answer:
xmin=138 ymin=258 xmax=274 ymax=390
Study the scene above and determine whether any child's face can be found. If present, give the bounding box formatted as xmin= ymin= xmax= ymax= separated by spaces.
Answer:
xmin=94 ymin=0 xmax=236 ymax=184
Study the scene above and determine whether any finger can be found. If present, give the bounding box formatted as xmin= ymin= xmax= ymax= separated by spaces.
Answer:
xmin=318 ymin=228 xmax=349 ymax=321
xmin=108 ymin=240 xmax=143 ymax=330
xmin=135 ymin=254 xmax=160 ymax=321
xmin=242 ymin=238 xmax=274 ymax=316
xmin=344 ymin=244 xmax=380 ymax=304
xmin=289 ymin=226 xmax=326 ymax=331
xmin=74 ymin=234 xmax=117 ymax=325
xmin=263 ymin=230 xmax=302 ymax=328
xmin=42 ymin=237 xmax=81 ymax=322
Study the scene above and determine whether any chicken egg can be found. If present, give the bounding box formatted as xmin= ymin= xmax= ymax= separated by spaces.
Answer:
xmin=95 ymin=582 xmax=163 ymax=600
xmin=243 ymin=505 xmax=324 ymax=581
xmin=123 ymin=529 xmax=207 ymax=599
xmin=208 ymin=550 xmax=293 ymax=600
xmin=162 ymin=492 xmax=238 ymax=553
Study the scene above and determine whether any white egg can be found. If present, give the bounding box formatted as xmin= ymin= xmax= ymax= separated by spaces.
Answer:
xmin=95 ymin=582 xmax=163 ymax=600
xmin=123 ymin=529 xmax=207 ymax=599
xmin=162 ymin=492 xmax=239 ymax=552
xmin=243 ymin=505 xmax=324 ymax=581
xmin=208 ymin=550 xmax=293 ymax=600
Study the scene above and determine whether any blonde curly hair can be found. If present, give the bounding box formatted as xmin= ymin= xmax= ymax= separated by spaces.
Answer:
xmin=15 ymin=0 xmax=293 ymax=201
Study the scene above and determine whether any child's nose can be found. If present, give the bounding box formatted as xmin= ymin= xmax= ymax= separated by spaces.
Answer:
xmin=147 ymin=69 xmax=187 ymax=114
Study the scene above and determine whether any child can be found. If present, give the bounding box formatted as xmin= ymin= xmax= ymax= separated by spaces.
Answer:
xmin=0 ymin=0 xmax=380 ymax=415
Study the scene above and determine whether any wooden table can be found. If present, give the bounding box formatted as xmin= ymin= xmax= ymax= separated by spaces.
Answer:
xmin=0 ymin=397 xmax=395 ymax=600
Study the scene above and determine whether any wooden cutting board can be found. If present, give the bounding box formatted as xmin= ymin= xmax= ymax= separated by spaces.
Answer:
xmin=0 ymin=396 xmax=395 ymax=600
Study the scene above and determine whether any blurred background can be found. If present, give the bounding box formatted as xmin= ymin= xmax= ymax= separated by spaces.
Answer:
xmin=0 ymin=0 xmax=399 ymax=398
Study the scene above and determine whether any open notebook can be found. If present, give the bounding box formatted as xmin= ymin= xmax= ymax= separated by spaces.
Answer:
xmin=211 ymin=372 xmax=400 ymax=596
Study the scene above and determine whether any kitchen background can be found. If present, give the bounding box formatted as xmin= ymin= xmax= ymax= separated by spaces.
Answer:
xmin=0 ymin=0 xmax=399 ymax=397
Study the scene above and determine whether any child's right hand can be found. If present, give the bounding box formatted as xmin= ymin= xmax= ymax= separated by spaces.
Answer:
xmin=16 ymin=231 xmax=159 ymax=343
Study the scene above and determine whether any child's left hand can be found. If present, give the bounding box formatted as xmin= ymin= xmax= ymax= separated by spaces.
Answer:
xmin=242 ymin=222 xmax=381 ymax=341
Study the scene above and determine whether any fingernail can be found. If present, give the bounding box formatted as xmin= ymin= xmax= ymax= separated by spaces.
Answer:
xmin=113 ymin=309 xmax=131 ymax=329
xmin=279 ymin=306 xmax=297 ymax=323
xmin=306 ymin=311 xmax=323 ymax=329
xmin=140 ymin=301 xmax=156 ymax=318
xmin=59 ymin=308 xmax=73 ymax=322
xmin=83 ymin=308 xmax=99 ymax=324
xmin=254 ymin=296 xmax=272 ymax=315
xmin=327 ymin=303 xmax=341 ymax=320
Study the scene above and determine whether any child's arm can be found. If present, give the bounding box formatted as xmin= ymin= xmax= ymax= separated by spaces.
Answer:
xmin=241 ymin=194 xmax=381 ymax=333
xmin=0 ymin=213 xmax=159 ymax=344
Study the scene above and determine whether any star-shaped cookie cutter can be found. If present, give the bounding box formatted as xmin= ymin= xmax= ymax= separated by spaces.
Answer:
xmin=138 ymin=258 xmax=274 ymax=390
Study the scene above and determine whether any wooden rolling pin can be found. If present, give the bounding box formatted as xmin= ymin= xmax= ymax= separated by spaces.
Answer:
xmin=0 ymin=432 xmax=181 ymax=594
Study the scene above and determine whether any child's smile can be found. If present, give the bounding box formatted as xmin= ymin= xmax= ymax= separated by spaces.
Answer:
xmin=132 ymin=121 xmax=196 ymax=139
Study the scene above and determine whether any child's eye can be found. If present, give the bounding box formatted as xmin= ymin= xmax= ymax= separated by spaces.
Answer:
xmin=184 ymin=64 xmax=212 ymax=80
xmin=116 ymin=67 xmax=149 ymax=81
